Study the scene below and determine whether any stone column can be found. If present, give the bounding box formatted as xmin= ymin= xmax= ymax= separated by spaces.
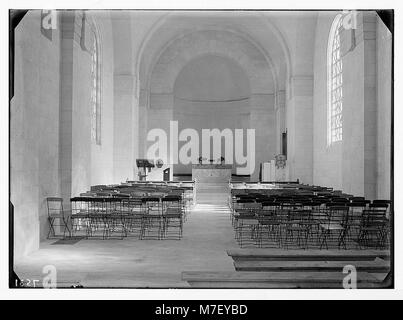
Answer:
xmin=362 ymin=12 xmax=377 ymax=200
xmin=138 ymin=89 xmax=148 ymax=159
xmin=249 ymin=94 xmax=276 ymax=181
xmin=275 ymin=90 xmax=286 ymax=155
xmin=113 ymin=74 xmax=136 ymax=182
xmin=341 ymin=11 xmax=377 ymax=199
xmin=286 ymin=76 xmax=314 ymax=184
xmin=148 ymin=93 xmax=174 ymax=166
xmin=59 ymin=10 xmax=94 ymax=202
xmin=59 ymin=11 xmax=75 ymax=206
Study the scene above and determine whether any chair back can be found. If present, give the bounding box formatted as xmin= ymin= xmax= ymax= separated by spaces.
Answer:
xmin=46 ymin=197 xmax=63 ymax=217
xmin=241 ymin=202 xmax=262 ymax=211
xmin=361 ymin=209 xmax=388 ymax=228
xmin=288 ymin=209 xmax=312 ymax=224
xmin=326 ymin=206 xmax=350 ymax=227
xmin=369 ymin=203 xmax=389 ymax=209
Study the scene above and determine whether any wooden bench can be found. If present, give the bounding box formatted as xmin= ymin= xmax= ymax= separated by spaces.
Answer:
xmin=181 ymin=271 xmax=385 ymax=288
xmin=227 ymin=249 xmax=390 ymax=262
xmin=233 ymin=259 xmax=390 ymax=273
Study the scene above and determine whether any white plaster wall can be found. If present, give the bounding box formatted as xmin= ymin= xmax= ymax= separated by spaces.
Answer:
xmin=312 ymin=11 xmax=389 ymax=199
xmin=376 ymin=17 xmax=392 ymax=200
xmin=11 ymin=10 xmax=61 ymax=259
xmin=146 ymin=30 xmax=276 ymax=179
xmin=312 ymin=12 xmax=368 ymax=196
xmin=313 ymin=12 xmax=343 ymax=190
xmin=172 ymin=99 xmax=251 ymax=175
xmin=111 ymin=15 xmax=137 ymax=183
xmin=11 ymin=11 xmax=116 ymax=259
xmin=113 ymin=75 xmax=135 ymax=182
xmin=145 ymin=53 xmax=276 ymax=179
xmin=90 ymin=13 xmax=115 ymax=186
xmin=250 ymin=96 xmax=277 ymax=181
xmin=71 ymin=39 xmax=92 ymax=197
xmin=342 ymin=12 xmax=377 ymax=198
xmin=287 ymin=78 xmax=314 ymax=185
xmin=284 ymin=14 xmax=317 ymax=185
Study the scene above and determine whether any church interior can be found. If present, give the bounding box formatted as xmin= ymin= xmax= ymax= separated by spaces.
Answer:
xmin=10 ymin=10 xmax=392 ymax=288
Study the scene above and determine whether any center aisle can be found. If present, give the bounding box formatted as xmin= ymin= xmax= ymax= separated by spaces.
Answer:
xmin=195 ymin=182 xmax=230 ymax=205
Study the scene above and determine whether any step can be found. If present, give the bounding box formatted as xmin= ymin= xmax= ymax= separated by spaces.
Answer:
xmin=227 ymin=249 xmax=390 ymax=262
xmin=234 ymin=260 xmax=390 ymax=273
xmin=182 ymin=271 xmax=385 ymax=288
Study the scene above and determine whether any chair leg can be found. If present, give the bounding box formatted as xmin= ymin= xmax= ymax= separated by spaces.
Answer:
xmin=62 ymin=217 xmax=71 ymax=239
xmin=303 ymin=228 xmax=310 ymax=249
xmin=337 ymin=230 xmax=347 ymax=250
xmin=47 ymin=217 xmax=55 ymax=239
xmin=319 ymin=230 xmax=328 ymax=250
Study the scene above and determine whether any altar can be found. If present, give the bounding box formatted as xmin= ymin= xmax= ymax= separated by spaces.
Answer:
xmin=192 ymin=164 xmax=232 ymax=183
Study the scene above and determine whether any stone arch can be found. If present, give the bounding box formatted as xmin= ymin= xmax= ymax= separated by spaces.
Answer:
xmin=149 ymin=29 xmax=274 ymax=98
xmin=136 ymin=13 xmax=289 ymax=179
xmin=136 ymin=12 xmax=293 ymax=101
xmin=171 ymin=53 xmax=253 ymax=175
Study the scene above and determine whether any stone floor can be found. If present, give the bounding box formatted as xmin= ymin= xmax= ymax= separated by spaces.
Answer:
xmin=15 ymin=204 xmax=239 ymax=288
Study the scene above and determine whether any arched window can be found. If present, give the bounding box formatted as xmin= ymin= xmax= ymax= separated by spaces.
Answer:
xmin=327 ymin=14 xmax=343 ymax=146
xmin=90 ymin=25 xmax=101 ymax=145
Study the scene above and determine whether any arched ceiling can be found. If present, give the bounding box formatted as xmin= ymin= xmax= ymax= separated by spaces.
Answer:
xmin=137 ymin=12 xmax=291 ymax=96
xmin=150 ymin=29 xmax=273 ymax=95
xmin=174 ymin=54 xmax=251 ymax=102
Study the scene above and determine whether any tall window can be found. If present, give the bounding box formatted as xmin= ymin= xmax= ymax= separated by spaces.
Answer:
xmin=90 ymin=27 xmax=101 ymax=145
xmin=327 ymin=14 xmax=343 ymax=146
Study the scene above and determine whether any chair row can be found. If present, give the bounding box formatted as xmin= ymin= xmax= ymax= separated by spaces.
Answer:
xmin=230 ymin=205 xmax=390 ymax=250
xmin=46 ymin=196 xmax=185 ymax=240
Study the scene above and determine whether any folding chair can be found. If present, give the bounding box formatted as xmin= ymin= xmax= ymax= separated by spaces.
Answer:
xmin=121 ymin=198 xmax=144 ymax=238
xmin=358 ymin=209 xmax=389 ymax=249
xmin=255 ymin=209 xmax=282 ymax=248
xmin=70 ymin=197 xmax=91 ymax=239
xmin=141 ymin=214 xmax=164 ymax=240
xmin=46 ymin=197 xmax=70 ymax=239
xmin=283 ymin=210 xmax=312 ymax=249
xmin=102 ymin=198 xmax=125 ymax=240
xmin=234 ymin=214 xmax=259 ymax=248
xmin=142 ymin=196 xmax=161 ymax=215
xmin=87 ymin=197 xmax=107 ymax=239
xmin=162 ymin=195 xmax=182 ymax=213
xmin=162 ymin=207 xmax=183 ymax=240
xmin=305 ymin=202 xmax=323 ymax=248
xmin=346 ymin=202 xmax=368 ymax=245
xmin=319 ymin=206 xmax=350 ymax=249
xmin=370 ymin=201 xmax=390 ymax=218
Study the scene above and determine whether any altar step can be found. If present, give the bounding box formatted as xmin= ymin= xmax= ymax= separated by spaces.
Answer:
xmin=195 ymin=183 xmax=229 ymax=205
